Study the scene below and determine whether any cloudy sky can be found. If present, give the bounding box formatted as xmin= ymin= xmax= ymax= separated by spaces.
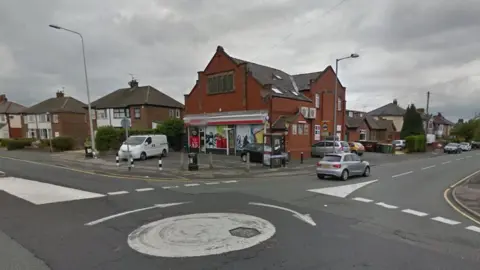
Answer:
xmin=1 ymin=0 xmax=479 ymax=121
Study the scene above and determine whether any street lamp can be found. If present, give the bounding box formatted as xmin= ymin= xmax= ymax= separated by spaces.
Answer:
xmin=45 ymin=112 xmax=53 ymax=153
xmin=333 ymin=53 xmax=359 ymax=152
xmin=49 ymin=24 xmax=96 ymax=157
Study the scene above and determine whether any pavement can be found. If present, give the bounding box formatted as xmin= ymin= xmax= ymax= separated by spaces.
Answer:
xmin=0 ymin=149 xmax=480 ymax=269
xmin=451 ymin=170 xmax=480 ymax=221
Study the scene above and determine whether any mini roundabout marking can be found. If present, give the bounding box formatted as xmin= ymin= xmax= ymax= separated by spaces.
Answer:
xmin=127 ymin=212 xmax=276 ymax=258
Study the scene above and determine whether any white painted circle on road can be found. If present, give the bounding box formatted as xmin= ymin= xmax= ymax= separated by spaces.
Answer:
xmin=127 ymin=213 xmax=276 ymax=258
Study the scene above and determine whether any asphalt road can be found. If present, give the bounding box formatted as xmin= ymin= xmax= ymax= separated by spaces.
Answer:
xmin=1 ymin=151 xmax=480 ymax=269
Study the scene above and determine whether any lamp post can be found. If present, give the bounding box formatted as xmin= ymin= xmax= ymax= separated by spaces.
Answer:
xmin=45 ymin=112 xmax=53 ymax=153
xmin=49 ymin=24 xmax=96 ymax=156
xmin=333 ymin=53 xmax=359 ymax=152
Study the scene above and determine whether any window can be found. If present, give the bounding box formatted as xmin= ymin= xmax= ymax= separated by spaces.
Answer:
xmin=0 ymin=115 xmax=4 ymax=122
xmin=169 ymin=109 xmax=175 ymax=118
xmin=313 ymin=141 xmax=325 ymax=147
xmin=176 ymin=109 xmax=181 ymax=118
xmin=273 ymin=74 xmax=282 ymax=80
xmin=113 ymin=108 xmax=129 ymax=119
xmin=325 ymin=141 xmax=334 ymax=147
xmin=291 ymin=124 xmax=297 ymax=135
xmin=145 ymin=137 xmax=152 ymax=145
xmin=38 ymin=114 xmax=47 ymax=122
xmin=90 ymin=110 xmax=96 ymax=120
xmin=359 ymin=113 xmax=363 ymax=117
xmin=97 ymin=110 xmax=107 ymax=119
xmin=53 ymin=114 xmax=59 ymax=123
xmin=134 ymin=108 xmax=141 ymax=119
xmin=343 ymin=155 xmax=353 ymax=162
xmin=349 ymin=111 xmax=353 ymax=117
xmin=337 ymin=98 xmax=342 ymax=111
xmin=207 ymin=73 xmax=234 ymax=94
xmin=315 ymin=94 xmax=320 ymax=108
xmin=23 ymin=115 xmax=27 ymax=123
xmin=46 ymin=114 xmax=50 ymax=122
xmin=28 ymin=115 xmax=34 ymax=122
xmin=272 ymin=87 xmax=282 ymax=94
xmin=291 ymin=90 xmax=299 ymax=96
xmin=352 ymin=154 xmax=361 ymax=162
xmin=304 ymin=124 xmax=309 ymax=135
xmin=297 ymin=124 xmax=304 ymax=135
xmin=322 ymin=155 xmax=341 ymax=162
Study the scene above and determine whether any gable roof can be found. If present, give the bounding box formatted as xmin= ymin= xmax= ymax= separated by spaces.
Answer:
xmin=92 ymin=84 xmax=184 ymax=109
xmin=368 ymin=101 xmax=406 ymax=117
xmin=365 ymin=115 xmax=383 ymax=130
xmin=22 ymin=96 xmax=87 ymax=114
xmin=346 ymin=116 xmax=364 ymax=129
xmin=0 ymin=101 xmax=26 ymax=114
xmin=433 ymin=113 xmax=454 ymax=125
xmin=293 ymin=71 xmax=324 ymax=91
xmin=376 ymin=118 xmax=396 ymax=132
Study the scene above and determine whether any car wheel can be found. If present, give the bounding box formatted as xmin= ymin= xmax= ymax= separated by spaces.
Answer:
xmin=162 ymin=149 xmax=167 ymax=157
xmin=340 ymin=170 xmax=349 ymax=181
xmin=317 ymin=174 xmax=324 ymax=179
xmin=363 ymin=166 xmax=370 ymax=177
xmin=241 ymin=154 xmax=247 ymax=162
xmin=140 ymin=152 xmax=147 ymax=161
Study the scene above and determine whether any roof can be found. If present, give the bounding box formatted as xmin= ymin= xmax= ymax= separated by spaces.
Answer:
xmin=376 ymin=118 xmax=396 ymax=132
xmin=433 ymin=113 xmax=454 ymax=125
xmin=91 ymin=85 xmax=184 ymax=109
xmin=272 ymin=114 xmax=300 ymax=129
xmin=22 ymin=96 xmax=87 ymax=114
xmin=231 ymin=57 xmax=313 ymax=102
xmin=0 ymin=101 xmax=26 ymax=114
xmin=365 ymin=115 xmax=382 ymax=130
xmin=368 ymin=101 xmax=406 ymax=117
xmin=292 ymin=71 xmax=324 ymax=90
xmin=346 ymin=116 xmax=364 ymax=129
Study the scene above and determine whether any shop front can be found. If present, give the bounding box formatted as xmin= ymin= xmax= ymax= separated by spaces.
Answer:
xmin=184 ymin=111 xmax=269 ymax=156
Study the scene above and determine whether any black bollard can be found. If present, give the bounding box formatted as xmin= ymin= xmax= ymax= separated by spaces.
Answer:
xmin=300 ymin=152 xmax=304 ymax=164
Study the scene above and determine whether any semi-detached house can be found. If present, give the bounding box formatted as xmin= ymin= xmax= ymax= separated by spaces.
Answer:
xmin=0 ymin=94 xmax=26 ymax=139
xmin=90 ymin=79 xmax=184 ymax=130
xmin=183 ymin=46 xmax=348 ymax=159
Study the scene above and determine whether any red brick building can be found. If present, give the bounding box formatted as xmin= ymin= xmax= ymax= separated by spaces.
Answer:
xmin=183 ymin=46 xmax=347 ymax=159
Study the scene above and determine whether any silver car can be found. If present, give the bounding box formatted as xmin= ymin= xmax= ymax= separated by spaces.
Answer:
xmin=311 ymin=140 xmax=351 ymax=157
xmin=316 ymin=152 xmax=371 ymax=181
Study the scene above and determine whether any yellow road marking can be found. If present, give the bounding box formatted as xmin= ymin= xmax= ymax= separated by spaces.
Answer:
xmin=443 ymin=169 xmax=480 ymax=225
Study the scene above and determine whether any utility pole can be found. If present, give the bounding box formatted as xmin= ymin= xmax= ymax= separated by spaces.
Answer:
xmin=426 ymin=91 xmax=430 ymax=115
xmin=425 ymin=91 xmax=430 ymax=151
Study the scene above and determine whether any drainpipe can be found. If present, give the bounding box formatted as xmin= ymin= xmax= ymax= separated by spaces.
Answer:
xmin=243 ymin=65 xmax=248 ymax=109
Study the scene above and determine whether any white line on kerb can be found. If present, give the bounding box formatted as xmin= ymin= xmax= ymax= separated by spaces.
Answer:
xmin=352 ymin=197 xmax=374 ymax=203
xmin=136 ymin=188 xmax=154 ymax=192
xmin=184 ymin=183 xmax=200 ymax=187
xmin=466 ymin=226 xmax=480 ymax=233
xmin=375 ymin=202 xmax=398 ymax=209
xmin=421 ymin=165 xmax=436 ymax=170
xmin=222 ymin=180 xmax=238 ymax=183
xmin=205 ymin=182 xmax=220 ymax=185
xmin=392 ymin=171 xmax=413 ymax=178
xmin=401 ymin=209 xmax=428 ymax=217
xmin=107 ymin=191 xmax=129 ymax=196
xmin=431 ymin=216 xmax=461 ymax=225
xmin=442 ymin=161 xmax=451 ymax=164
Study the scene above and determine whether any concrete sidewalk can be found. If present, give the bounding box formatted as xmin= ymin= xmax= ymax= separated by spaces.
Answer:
xmin=452 ymin=172 xmax=480 ymax=221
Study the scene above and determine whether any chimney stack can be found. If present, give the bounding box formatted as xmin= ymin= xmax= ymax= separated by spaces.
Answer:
xmin=417 ymin=108 xmax=425 ymax=113
xmin=393 ymin=99 xmax=398 ymax=105
xmin=56 ymin=90 xmax=64 ymax=98
xmin=0 ymin=94 xmax=6 ymax=103
xmin=128 ymin=79 xmax=139 ymax=88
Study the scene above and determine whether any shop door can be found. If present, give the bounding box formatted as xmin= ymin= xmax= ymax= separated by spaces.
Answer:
xmin=199 ymin=127 xmax=206 ymax=153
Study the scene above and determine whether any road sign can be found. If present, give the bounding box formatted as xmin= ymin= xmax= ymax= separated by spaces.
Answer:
xmin=322 ymin=123 xmax=328 ymax=131
xmin=121 ymin=117 xmax=130 ymax=129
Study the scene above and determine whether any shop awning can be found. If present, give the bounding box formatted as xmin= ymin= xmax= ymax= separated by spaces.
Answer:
xmin=184 ymin=110 xmax=268 ymax=126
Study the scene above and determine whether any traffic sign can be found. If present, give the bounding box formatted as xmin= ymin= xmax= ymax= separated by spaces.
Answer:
xmin=121 ymin=117 xmax=131 ymax=129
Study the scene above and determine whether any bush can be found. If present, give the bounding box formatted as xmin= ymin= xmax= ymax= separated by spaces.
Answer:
xmin=6 ymin=138 xmax=33 ymax=150
xmin=405 ymin=135 xmax=426 ymax=153
xmin=51 ymin=136 xmax=75 ymax=151
xmin=95 ymin=126 xmax=121 ymax=152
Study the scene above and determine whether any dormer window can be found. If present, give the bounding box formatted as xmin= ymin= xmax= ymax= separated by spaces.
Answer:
xmin=273 ymin=74 xmax=282 ymax=80
xmin=291 ymin=90 xmax=299 ymax=96
xmin=272 ymin=87 xmax=282 ymax=94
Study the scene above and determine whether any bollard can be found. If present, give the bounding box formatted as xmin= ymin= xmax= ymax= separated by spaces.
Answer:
xmin=287 ymin=151 xmax=291 ymax=164
xmin=300 ymin=152 xmax=304 ymax=164
xmin=158 ymin=156 xmax=163 ymax=171
xmin=130 ymin=157 xmax=134 ymax=168
xmin=246 ymin=152 xmax=250 ymax=172
xmin=209 ymin=152 xmax=213 ymax=169
xmin=116 ymin=153 xmax=119 ymax=166
xmin=180 ymin=151 xmax=184 ymax=170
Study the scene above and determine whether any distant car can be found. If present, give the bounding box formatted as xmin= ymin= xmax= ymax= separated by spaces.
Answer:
xmin=349 ymin=142 xmax=365 ymax=156
xmin=444 ymin=143 xmax=462 ymax=154
xmin=316 ymin=152 xmax=370 ymax=181
xmin=392 ymin=140 xmax=406 ymax=150
xmin=459 ymin=142 xmax=472 ymax=151
xmin=311 ymin=140 xmax=350 ymax=157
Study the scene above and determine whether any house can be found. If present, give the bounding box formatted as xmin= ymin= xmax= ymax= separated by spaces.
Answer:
xmin=0 ymin=94 xmax=26 ymax=139
xmin=367 ymin=99 xmax=406 ymax=132
xmin=183 ymin=45 xmax=348 ymax=159
xmin=432 ymin=112 xmax=454 ymax=137
xmin=346 ymin=109 xmax=366 ymax=118
xmin=22 ymin=91 xmax=89 ymax=144
xmin=90 ymin=79 xmax=184 ymax=130
xmin=346 ymin=115 xmax=397 ymax=142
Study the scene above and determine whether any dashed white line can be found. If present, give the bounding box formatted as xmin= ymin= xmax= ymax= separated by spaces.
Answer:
xmin=222 ymin=180 xmax=238 ymax=183
xmin=457 ymin=158 xmax=464 ymax=160
xmin=441 ymin=161 xmax=451 ymax=164
xmin=205 ymin=182 xmax=220 ymax=185
xmin=107 ymin=191 xmax=129 ymax=196
xmin=135 ymin=188 xmax=154 ymax=192
xmin=421 ymin=165 xmax=436 ymax=170
xmin=162 ymin=186 xmax=179 ymax=189
xmin=401 ymin=209 xmax=428 ymax=217
xmin=466 ymin=156 xmax=472 ymax=158
xmin=352 ymin=197 xmax=374 ymax=203
xmin=184 ymin=183 xmax=200 ymax=187
xmin=391 ymin=171 xmax=413 ymax=178
xmin=466 ymin=225 xmax=480 ymax=233
xmin=375 ymin=202 xmax=398 ymax=209
xmin=431 ymin=216 xmax=461 ymax=225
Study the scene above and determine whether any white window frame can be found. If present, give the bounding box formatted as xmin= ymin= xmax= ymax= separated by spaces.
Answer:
xmin=53 ymin=114 xmax=59 ymax=123
xmin=337 ymin=98 xmax=342 ymax=111
xmin=175 ymin=109 xmax=180 ymax=118
xmin=0 ymin=115 xmax=5 ymax=122
xmin=28 ymin=115 xmax=34 ymax=123
xmin=134 ymin=108 xmax=141 ymax=119
xmin=292 ymin=124 xmax=297 ymax=135
xmin=38 ymin=114 xmax=47 ymax=123
xmin=315 ymin=94 xmax=320 ymax=108
xmin=169 ymin=109 xmax=175 ymax=118
xmin=297 ymin=124 xmax=304 ymax=135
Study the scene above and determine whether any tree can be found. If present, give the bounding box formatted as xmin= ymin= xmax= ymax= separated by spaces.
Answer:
xmin=155 ymin=119 xmax=185 ymax=150
xmin=400 ymin=104 xmax=424 ymax=139
xmin=452 ymin=119 xmax=480 ymax=141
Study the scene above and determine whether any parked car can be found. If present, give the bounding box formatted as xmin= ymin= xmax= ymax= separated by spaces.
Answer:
xmin=311 ymin=140 xmax=350 ymax=157
xmin=316 ymin=152 xmax=370 ymax=181
xmin=240 ymin=143 xmax=286 ymax=164
xmin=118 ymin=134 xmax=169 ymax=160
xmin=349 ymin=142 xmax=365 ymax=156
xmin=459 ymin=142 xmax=472 ymax=151
xmin=443 ymin=143 xmax=462 ymax=154
xmin=392 ymin=140 xmax=406 ymax=150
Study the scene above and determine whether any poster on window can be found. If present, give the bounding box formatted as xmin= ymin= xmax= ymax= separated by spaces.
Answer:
xmin=205 ymin=126 xmax=228 ymax=149
xmin=189 ymin=128 xmax=200 ymax=149
xmin=235 ymin=124 xmax=264 ymax=150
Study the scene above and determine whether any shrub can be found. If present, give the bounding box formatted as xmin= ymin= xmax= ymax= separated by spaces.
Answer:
xmin=95 ymin=126 xmax=122 ymax=152
xmin=6 ymin=138 xmax=33 ymax=150
xmin=51 ymin=136 xmax=75 ymax=151
xmin=405 ymin=135 xmax=426 ymax=153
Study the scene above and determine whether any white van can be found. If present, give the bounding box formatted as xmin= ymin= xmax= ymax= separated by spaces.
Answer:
xmin=118 ymin=134 xmax=168 ymax=160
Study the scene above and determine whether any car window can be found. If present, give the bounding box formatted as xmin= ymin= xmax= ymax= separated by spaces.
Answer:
xmin=124 ymin=136 xmax=146 ymax=145
xmin=322 ymin=155 xmax=341 ymax=162
xmin=343 ymin=155 xmax=352 ymax=161
xmin=313 ymin=142 xmax=325 ymax=147
xmin=351 ymin=154 xmax=361 ymax=161
xmin=145 ymin=137 xmax=152 ymax=144
xmin=325 ymin=141 xmax=334 ymax=147
xmin=244 ymin=144 xmax=256 ymax=150
xmin=341 ymin=142 xmax=349 ymax=148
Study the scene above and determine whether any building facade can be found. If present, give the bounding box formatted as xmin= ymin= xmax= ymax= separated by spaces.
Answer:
xmin=0 ymin=94 xmax=26 ymax=139
xmin=183 ymin=46 xmax=348 ymax=159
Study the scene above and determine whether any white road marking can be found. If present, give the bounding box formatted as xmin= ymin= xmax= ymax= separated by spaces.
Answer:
xmin=421 ymin=165 xmax=436 ymax=170
xmin=375 ymin=202 xmax=398 ymax=209
xmin=127 ymin=213 xmax=276 ymax=257
xmin=107 ymin=191 xmax=129 ymax=196
xmin=222 ymin=180 xmax=238 ymax=183
xmin=136 ymin=188 xmax=154 ymax=192
xmin=0 ymin=176 xmax=105 ymax=205
xmin=85 ymin=202 xmax=189 ymax=226
xmin=249 ymin=202 xmax=316 ymax=226
xmin=466 ymin=156 xmax=472 ymax=158
xmin=466 ymin=226 xmax=480 ymax=233
xmin=458 ymin=158 xmax=464 ymax=160
xmin=184 ymin=183 xmax=200 ymax=187
xmin=441 ymin=161 xmax=451 ymax=164
xmin=431 ymin=216 xmax=461 ymax=225
xmin=352 ymin=197 xmax=374 ymax=203
xmin=162 ymin=186 xmax=179 ymax=189
xmin=307 ymin=179 xmax=378 ymax=198
xmin=391 ymin=171 xmax=413 ymax=178
xmin=205 ymin=182 xmax=220 ymax=185
xmin=401 ymin=209 xmax=428 ymax=217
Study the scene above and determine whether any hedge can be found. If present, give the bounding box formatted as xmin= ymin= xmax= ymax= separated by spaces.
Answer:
xmin=52 ymin=136 xmax=75 ymax=151
xmin=405 ymin=135 xmax=426 ymax=153
xmin=5 ymin=138 xmax=35 ymax=150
